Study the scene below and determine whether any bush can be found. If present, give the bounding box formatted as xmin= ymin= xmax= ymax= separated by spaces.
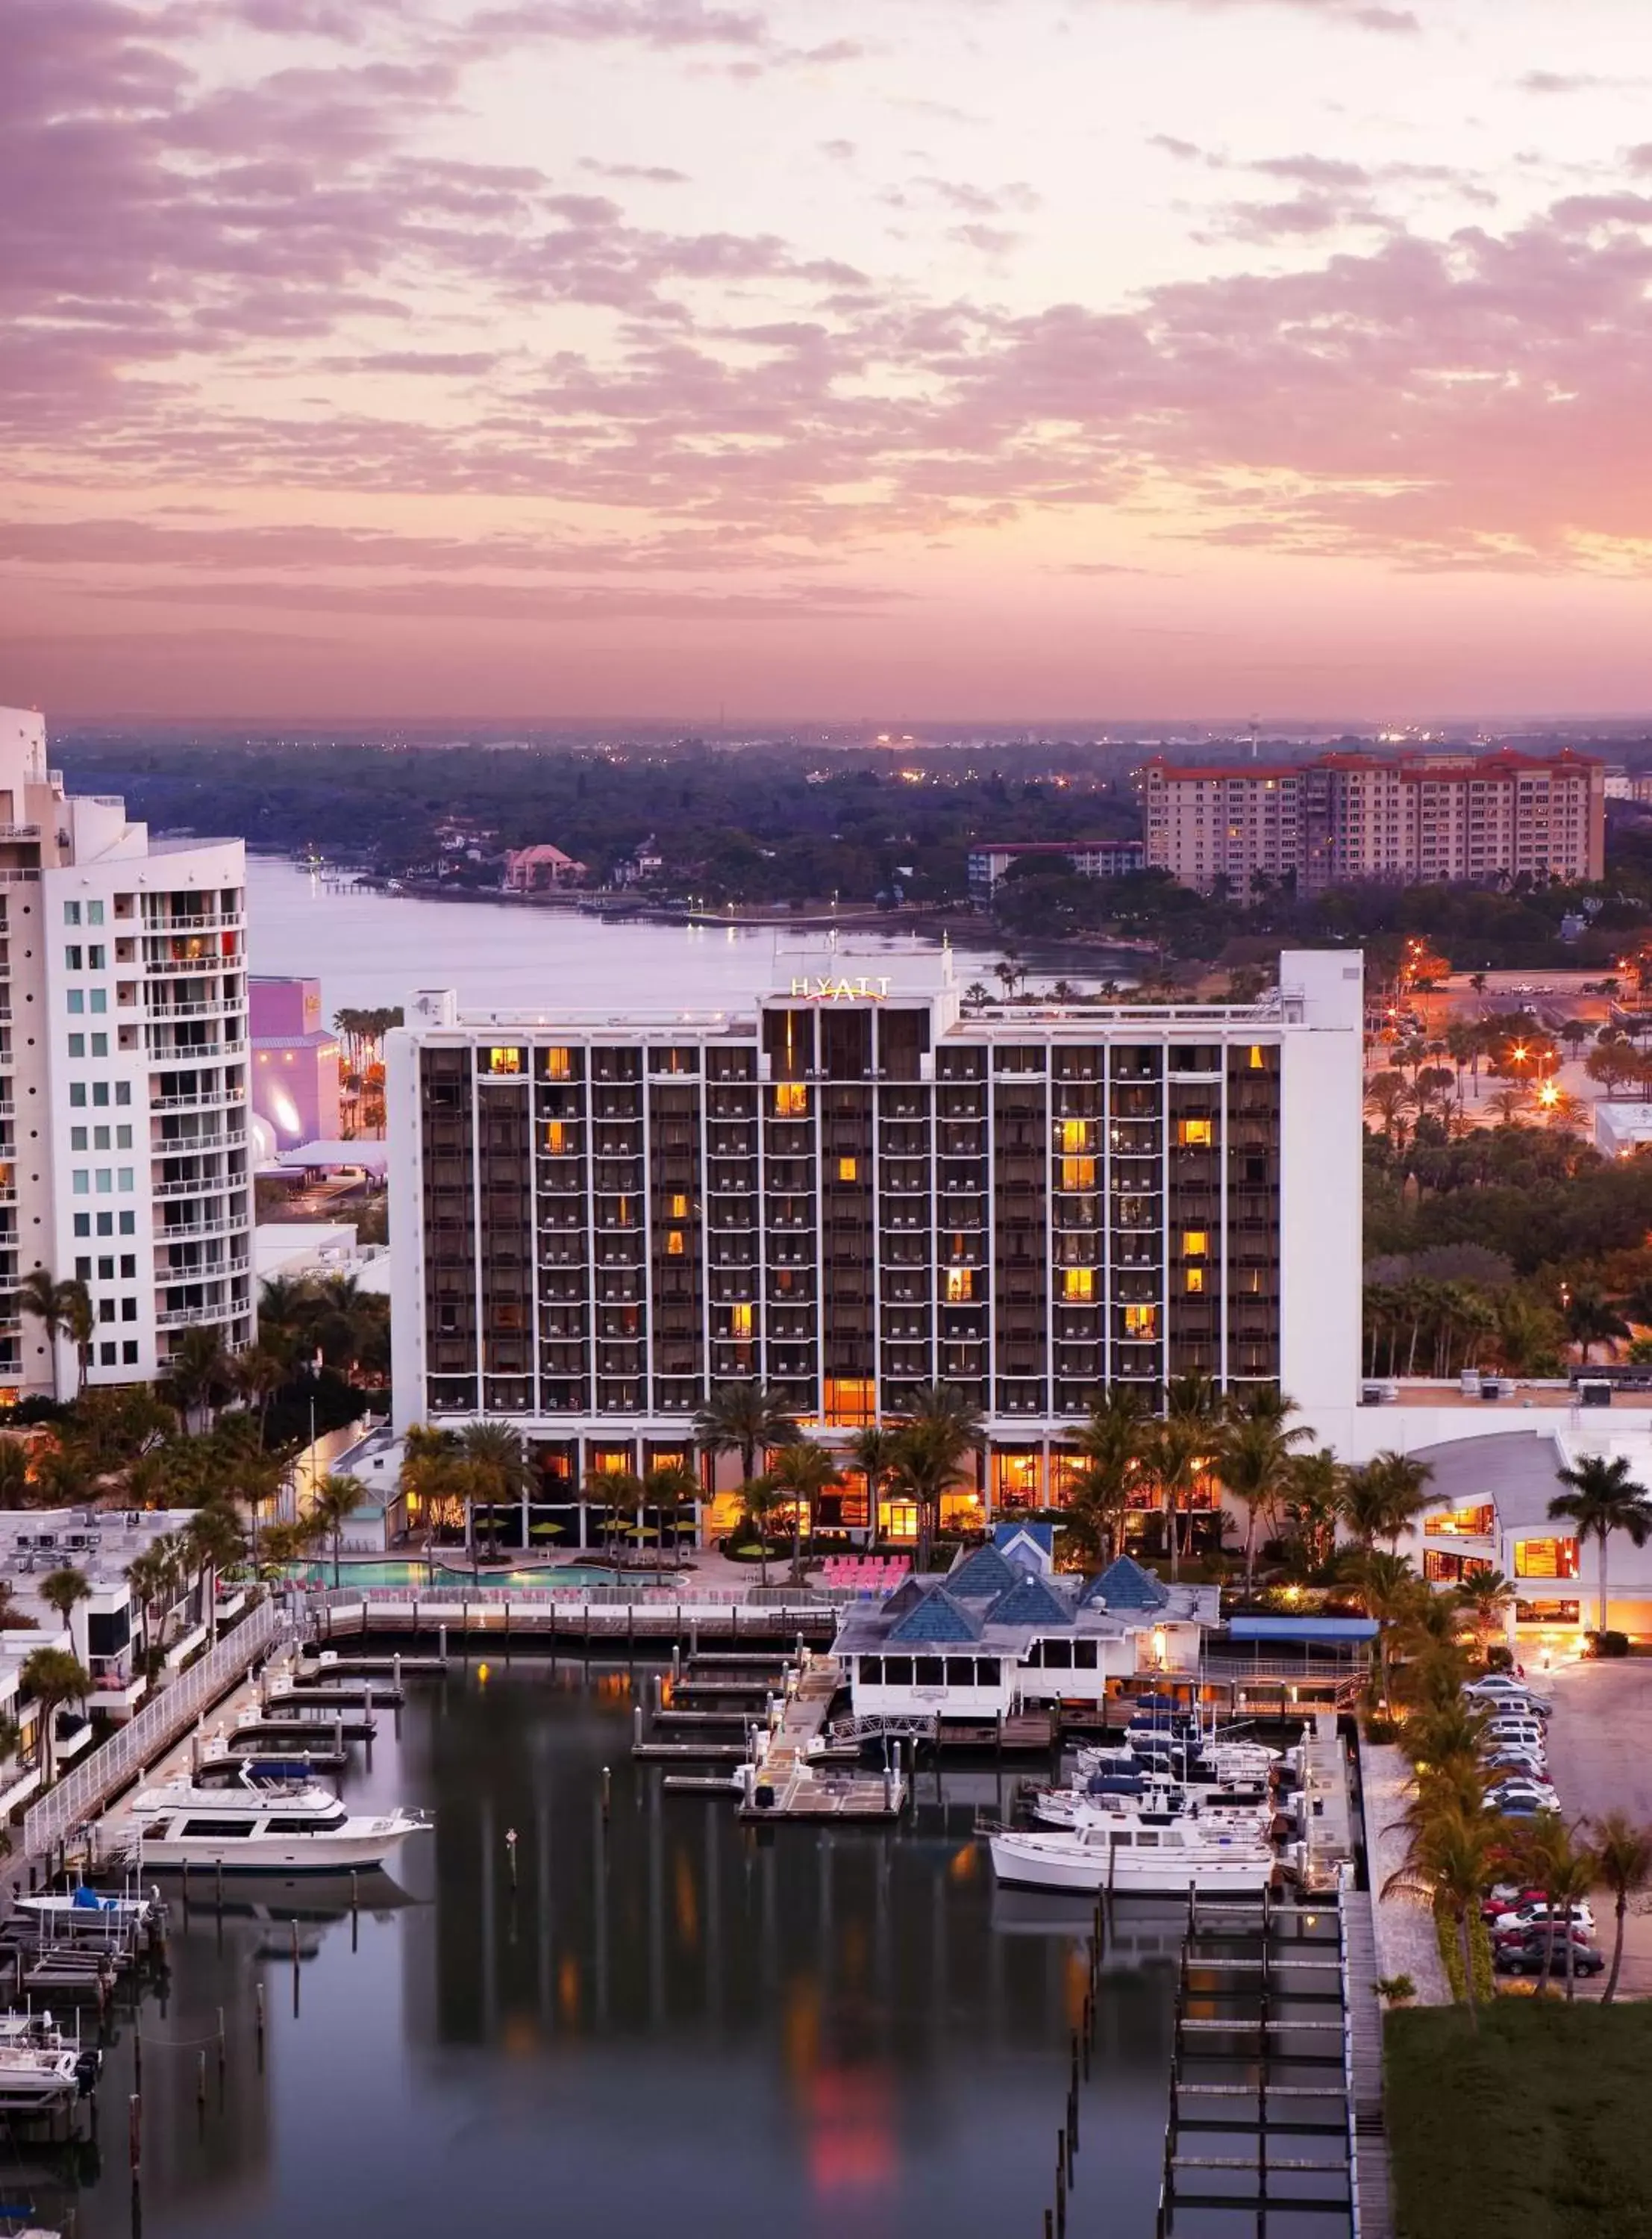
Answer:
xmin=1377 ymin=1974 xmax=1416 ymax=2003
xmin=1588 ymin=1629 xmax=1632 ymax=1658
xmin=1364 ymin=1714 xmax=1402 ymax=1744
xmin=1484 ymin=1644 xmax=1515 ymax=1673
xmin=1436 ymin=1906 xmax=1495 ymax=2006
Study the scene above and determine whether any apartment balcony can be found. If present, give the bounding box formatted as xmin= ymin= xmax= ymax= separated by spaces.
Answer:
xmin=158 ymin=1214 xmax=243 ymax=1240
xmin=151 ymin=1086 xmax=243 ymax=1112
xmin=156 ymin=1301 xmax=236 ymax=1330
xmin=142 ymin=908 xmax=243 ymax=934
xmin=143 ymin=947 xmax=243 ymax=977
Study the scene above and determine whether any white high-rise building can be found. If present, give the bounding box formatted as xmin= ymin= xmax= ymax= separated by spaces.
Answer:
xmin=0 ymin=707 xmax=252 ymax=1399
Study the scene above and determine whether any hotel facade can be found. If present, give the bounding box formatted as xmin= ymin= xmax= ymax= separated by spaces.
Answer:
xmin=0 ymin=708 xmax=252 ymax=1399
xmin=387 ymin=951 xmax=1361 ymax=1535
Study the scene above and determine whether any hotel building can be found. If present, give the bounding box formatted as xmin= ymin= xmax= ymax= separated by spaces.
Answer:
xmin=387 ymin=951 xmax=1362 ymax=1532
xmin=0 ymin=707 xmax=251 ymax=1398
xmin=1143 ymin=748 xmax=1606 ymax=896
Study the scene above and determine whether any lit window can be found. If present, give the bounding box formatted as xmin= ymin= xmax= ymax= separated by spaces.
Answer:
xmin=1177 ymin=1120 xmax=1213 ymax=1148
xmin=1513 ymin=1537 xmax=1579 ymax=1581
xmin=825 ymin=1376 xmax=875 ymax=1427
xmin=666 ymin=1228 xmax=684 ymax=1257
xmin=838 ymin=1155 xmax=858 ymax=1182
xmin=1183 ymin=1230 xmax=1209 ymax=1258
xmin=670 ymin=1193 xmax=689 ymax=1218
xmin=1185 ymin=1267 xmax=1204 ymax=1295
xmin=1249 ymin=1045 xmax=1265 ymax=1070
xmin=1060 ymin=1157 xmax=1096 ymax=1190
xmin=945 ymin=1268 xmax=974 ymax=1303
xmin=775 ymin=1081 xmax=809 ymax=1117
xmin=1063 ymin=1268 xmax=1094 ymax=1301
xmin=1123 ymin=1304 xmax=1157 ymax=1338
xmin=1060 ymin=1119 xmax=1090 ymax=1154
xmin=487 ymin=1046 xmax=522 ymax=1076
xmin=545 ymin=1120 xmax=567 ymax=1154
xmin=730 ymin=1302 xmax=754 ymax=1339
xmin=544 ymin=1047 xmax=572 ymax=1080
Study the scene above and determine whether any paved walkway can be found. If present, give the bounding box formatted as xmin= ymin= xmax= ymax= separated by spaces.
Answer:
xmin=1536 ymin=1658 xmax=1652 ymax=1999
xmin=1360 ymin=1740 xmax=1450 ymax=2002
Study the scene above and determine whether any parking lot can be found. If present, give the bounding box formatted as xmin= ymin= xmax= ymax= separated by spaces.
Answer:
xmin=1525 ymin=1658 xmax=1652 ymax=1997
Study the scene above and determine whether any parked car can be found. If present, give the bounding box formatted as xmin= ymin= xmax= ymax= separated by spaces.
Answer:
xmin=1494 ymin=1932 xmax=1604 ymax=1979
xmin=1485 ymin=1755 xmax=1548 ymax=1781
xmin=1465 ymin=1679 xmax=1554 ymax=1717
xmin=1488 ymin=1897 xmax=1595 ymax=1934
xmin=1482 ymin=1723 xmax=1548 ymax=1752
xmin=1484 ymin=1884 xmax=1549 ymax=1915
xmin=1486 ymin=1784 xmax=1561 ymax=1814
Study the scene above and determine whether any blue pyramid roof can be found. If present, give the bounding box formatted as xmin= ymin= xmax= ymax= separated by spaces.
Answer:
xmin=986 ymin=1573 xmax=1073 ymax=1627
xmin=993 ymin=1521 xmax=1054 ymax=1564
xmin=1083 ymin=1556 xmax=1170 ymax=1612
xmin=879 ymin=1575 xmax=928 ymax=1620
xmin=886 ymin=1587 xmax=983 ymax=1645
xmin=946 ymin=1544 xmax=1020 ymax=1600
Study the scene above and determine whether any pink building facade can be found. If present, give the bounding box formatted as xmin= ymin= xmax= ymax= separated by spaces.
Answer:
xmin=251 ymin=977 xmax=342 ymax=1149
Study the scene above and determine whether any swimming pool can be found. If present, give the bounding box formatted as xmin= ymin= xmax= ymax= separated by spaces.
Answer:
xmin=295 ymin=1561 xmax=622 ymax=1592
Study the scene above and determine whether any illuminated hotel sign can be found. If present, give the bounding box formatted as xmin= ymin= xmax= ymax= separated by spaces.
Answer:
xmin=789 ymin=975 xmax=892 ymax=1002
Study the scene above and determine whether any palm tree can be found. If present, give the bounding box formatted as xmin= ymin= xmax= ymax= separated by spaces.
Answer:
xmin=767 ymin=1440 xmax=840 ymax=1582
xmin=20 ymin=1646 xmax=91 ymax=1787
xmin=17 ymin=1269 xmax=92 ymax=1403
xmin=1589 ymin=1811 xmax=1652 ymax=2004
xmin=693 ymin=1384 xmax=800 ymax=1520
xmin=1065 ymin=1388 xmax=1145 ymax=1568
xmin=585 ymin=1467 xmax=641 ymax=1561
xmin=184 ymin=1501 xmax=247 ymax=1640
xmin=739 ymin=1473 xmax=789 ymax=1587
xmin=1355 ymin=1549 xmax=1421 ymax=1711
xmin=37 ymin=1566 xmax=90 ymax=1640
xmin=458 ymin=1421 xmax=534 ymax=1562
xmin=886 ymin=1383 xmax=982 ymax=1570
xmin=310 ymin=1473 xmax=367 ymax=1588
xmin=1383 ymin=1802 xmax=1499 ymax=2030
xmin=1345 ymin=1450 xmax=1434 ymax=1552
xmin=1550 ymin=1453 xmax=1652 ymax=1632
xmin=1565 ymin=1286 xmax=1630 ymax=1366
xmin=233 ymin=1343 xmax=289 ymax=1437
xmin=164 ymin=1325 xmax=233 ymax=1430
xmin=848 ymin=1425 xmax=901 ymax=1545
xmin=1507 ymin=1816 xmax=1598 ymax=1999
xmin=1217 ymin=1390 xmax=1313 ymax=1591
xmin=643 ymin=1462 xmax=700 ymax=1576
xmin=30 ymin=1441 xmax=92 ymax=1512
xmin=1455 ymin=1568 xmax=1514 ymax=1652
xmin=1142 ymin=1410 xmax=1206 ymax=1584
xmin=1283 ymin=1448 xmax=1344 ymax=1574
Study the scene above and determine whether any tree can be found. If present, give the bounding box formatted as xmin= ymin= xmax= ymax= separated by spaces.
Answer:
xmin=1282 ymin=1448 xmax=1345 ymax=1575
xmin=0 ymin=1440 xmax=31 ymax=1511
xmin=1383 ymin=1803 xmax=1498 ymax=2031
xmin=738 ymin=1473 xmax=788 ymax=1587
xmin=310 ymin=1473 xmax=367 ymax=1588
xmin=1065 ymin=1389 xmax=1145 ymax=1569
xmin=1506 ymin=1816 xmax=1598 ymax=1999
xmin=18 ymin=1270 xmax=93 ymax=1404
xmin=1454 ymin=1568 xmax=1514 ymax=1651
xmin=1565 ymin=1285 xmax=1629 ymax=1364
xmin=1589 ymin=1811 xmax=1652 ymax=2004
xmin=1354 ymin=1549 xmax=1424 ymax=1711
xmin=1216 ymin=1390 xmax=1313 ymax=1590
xmin=21 ymin=1646 xmax=91 ymax=1787
xmin=767 ymin=1441 xmax=840 ymax=1581
xmin=884 ymin=1384 xmax=982 ymax=1570
xmin=184 ymin=1501 xmax=248 ymax=1639
xmin=1550 ymin=1452 xmax=1652 ymax=1631
xmin=458 ymin=1421 xmax=534 ymax=1562
xmin=848 ymin=1426 xmax=901 ymax=1543
xmin=1365 ymin=1071 xmax=1414 ymax=1146
xmin=643 ymin=1462 xmax=700 ymax=1576
xmin=585 ymin=1467 xmax=640 ymax=1561
xmin=693 ymin=1384 xmax=800 ymax=1522
xmin=1344 ymin=1450 xmax=1435 ymax=1552
xmin=37 ymin=1566 xmax=90 ymax=1638
xmin=164 ymin=1325 xmax=234 ymax=1431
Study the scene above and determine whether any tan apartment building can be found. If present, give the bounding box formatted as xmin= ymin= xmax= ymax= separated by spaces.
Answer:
xmin=1144 ymin=748 xmax=1605 ymax=895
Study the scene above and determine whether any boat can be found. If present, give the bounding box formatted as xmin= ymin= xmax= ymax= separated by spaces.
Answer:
xmin=14 ymin=1888 xmax=162 ymax=1936
xmin=0 ymin=2014 xmax=100 ymax=2111
xmin=1029 ymin=1771 xmax=1275 ymax=1837
xmin=987 ymin=1816 xmax=1277 ymax=1896
xmin=115 ymin=1764 xmax=429 ymax=1874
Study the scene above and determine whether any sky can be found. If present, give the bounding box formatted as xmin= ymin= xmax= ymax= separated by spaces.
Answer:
xmin=5 ymin=0 xmax=1652 ymax=725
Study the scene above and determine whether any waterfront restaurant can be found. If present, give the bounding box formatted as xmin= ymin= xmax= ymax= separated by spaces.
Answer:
xmin=832 ymin=1528 xmax=1218 ymax=1727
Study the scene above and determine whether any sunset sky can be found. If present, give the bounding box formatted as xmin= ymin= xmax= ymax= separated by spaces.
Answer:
xmin=6 ymin=0 xmax=1652 ymax=722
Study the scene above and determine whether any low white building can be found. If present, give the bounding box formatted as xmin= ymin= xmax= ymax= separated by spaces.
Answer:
xmin=1593 ymin=1102 xmax=1652 ymax=1159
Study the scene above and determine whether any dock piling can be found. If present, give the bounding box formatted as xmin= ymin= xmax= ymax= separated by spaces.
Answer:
xmin=255 ymin=1982 xmax=265 ymax=2071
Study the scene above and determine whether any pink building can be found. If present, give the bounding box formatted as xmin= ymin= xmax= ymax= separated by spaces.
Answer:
xmin=251 ymin=977 xmax=342 ymax=1149
xmin=504 ymin=843 xmax=586 ymax=892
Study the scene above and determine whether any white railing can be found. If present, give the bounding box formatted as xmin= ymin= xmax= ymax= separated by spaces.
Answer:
xmin=21 ymin=1596 xmax=287 ymax=1857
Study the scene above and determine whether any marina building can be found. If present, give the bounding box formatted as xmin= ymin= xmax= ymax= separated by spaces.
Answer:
xmin=387 ymin=949 xmax=1362 ymax=1531
xmin=0 ymin=708 xmax=252 ymax=1399
xmin=1143 ymin=747 xmax=1606 ymax=896
xmin=966 ymin=838 xmax=1146 ymax=899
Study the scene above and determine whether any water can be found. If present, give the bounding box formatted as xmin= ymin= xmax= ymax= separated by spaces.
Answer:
xmin=243 ymin=857 xmax=1138 ymax=1014
xmin=294 ymin=1561 xmax=618 ymax=1591
xmin=62 ymin=1667 xmax=1179 ymax=2238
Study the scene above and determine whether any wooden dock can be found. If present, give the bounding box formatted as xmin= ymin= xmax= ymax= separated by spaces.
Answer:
xmin=739 ymin=1655 xmax=906 ymax=1822
xmin=306 ymin=1596 xmax=837 ymax=1650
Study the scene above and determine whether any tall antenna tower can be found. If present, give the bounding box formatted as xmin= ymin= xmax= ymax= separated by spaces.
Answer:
xmin=1249 ymin=717 xmax=1260 ymax=762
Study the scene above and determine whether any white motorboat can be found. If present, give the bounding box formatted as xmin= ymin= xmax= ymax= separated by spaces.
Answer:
xmin=118 ymin=1764 xmax=429 ymax=1875
xmin=0 ymin=2015 xmax=99 ymax=2111
xmin=1030 ymin=1777 xmax=1275 ymax=1837
xmin=988 ymin=1817 xmax=1276 ymax=1896
xmin=1075 ymin=1737 xmax=1280 ymax=1793
xmin=15 ymin=1888 xmax=160 ymax=1936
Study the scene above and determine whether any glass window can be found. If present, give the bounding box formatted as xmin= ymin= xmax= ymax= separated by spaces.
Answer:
xmin=69 ymin=1083 xmax=86 ymax=1108
xmin=1059 ymin=1119 xmax=1091 ymax=1153
xmin=74 ymin=1257 xmax=91 ymax=1279
xmin=67 ymin=1034 xmax=84 ymax=1058
xmin=543 ymin=1047 xmax=572 ymax=1081
xmin=93 ymin=1126 xmax=109 ymax=1150
xmin=945 ymin=1268 xmax=973 ymax=1302
xmin=91 ymin=1034 xmax=107 ymax=1055
xmin=66 ymin=990 xmax=84 ymax=1015
xmin=1183 ymin=1229 xmax=1209 ymax=1258
xmin=1063 ymin=1268 xmax=1095 ymax=1301
xmin=64 ymin=946 xmax=82 ymax=969
xmin=116 ymin=1125 xmax=131 ymax=1149
xmin=1177 ymin=1119 xmax=1214 ymax=1148
xmin=96 ymin=1169 xmax=112 ymax=1193
xmin=96 ymin=1212 xmax=113 ymax=1236
xmin=92 ymin=1082 xmax=109 ymax=1107
xmin=117 ymin=1212 xmax=134 ymax=1235
xmin=87 ymin=901 xmax=104 ymax=925
xmin=63 ymin=902 xmax=81 ymax=925
xmin=90 ymin=989 xmax=107 ymax=1014
xmin=486 ymin=1046 xmax=522 ymax=1076
xmin=117 ymin=1169 xmax=133 ymax=1191
xmin=773 ymin=1081 xmax=809 ymax=1117
xmin=115 ymin=1081 xmax=131 ymax=1105
xmin=122 ymin=1341 xmax=139 ymax=1364
xmin=1123 ymin=1303 xmax=1157 ymax=1337
xmin=1186 ymin=1267 xmax=1204 ymax=1294
xmin=72 ymin=1214 xmax=89 ymax=1237
xmin=544 ymin=1120 xmax=566 ymax=1154
xmin=120 ymin=1255 xmax=135 ymax=1278
xmin=99 ymin=1342 xmax=116 ymax=1366
xmin=1513 ymin=1537 xmax=1580 ymax=1580
xmin=729 ymin=1302 xmax=754 ymax=1339
xmin=1060 ymin=1157 xmax=1096 ymax=1190
xmin=87 ymin=946 xmax=105 ymax=970
xmin=670 ymin=1193 xmax=688 ymax=1218
xmin=70 ymin=1127 xmax=87 ymax=1152
xmin=837 ymin=1155 xmax=857 ymax=1182
xmin=72 ymin=1171 xmax=89 ymax=1196
xmin=666 ymin=1228 xmax=685 ymax=1257
xmin=97 ymin=1256 xmax=113 ymax=1279
xmin=121 ymin=1299 xmax=137 ymax=1322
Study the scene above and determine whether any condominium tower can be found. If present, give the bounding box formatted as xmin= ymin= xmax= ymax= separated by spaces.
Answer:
xmin=1144 ymin=748 xmax=1606 ymax=896
xmin=0 ymin=708 xmax=251 ymax=1399
xmin=387 ymin=952 xmax=1361 ymax=1522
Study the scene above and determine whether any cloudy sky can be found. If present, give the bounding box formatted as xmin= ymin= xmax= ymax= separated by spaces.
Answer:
xmin=6 ymin=0 xmax=1652 ymax=722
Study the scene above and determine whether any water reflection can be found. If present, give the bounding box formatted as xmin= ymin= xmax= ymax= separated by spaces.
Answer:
xmin=60 ymin=1665 xmax=1174 ymax=2239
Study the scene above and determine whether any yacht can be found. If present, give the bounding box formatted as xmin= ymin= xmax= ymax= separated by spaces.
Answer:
xmin=988 ymin=1814 xmax=1276 ymax=1896
xmin=117 ymin=1764 xmax=429 ymax=1875
xmin=1030 ymin=1770 xmax=1275 ymax=1837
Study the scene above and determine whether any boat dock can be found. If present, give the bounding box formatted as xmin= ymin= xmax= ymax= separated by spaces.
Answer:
xmin=738 ymin=1655 xmax=907 ymax=1821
